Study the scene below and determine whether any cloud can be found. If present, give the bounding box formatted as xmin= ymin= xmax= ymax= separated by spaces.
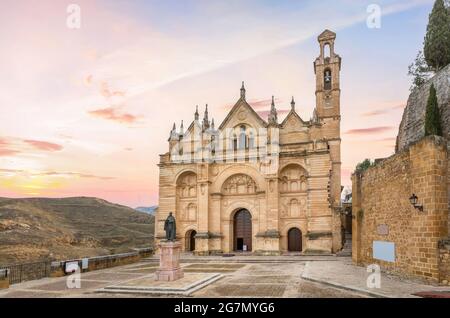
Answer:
xmin=0 ymin=149 xmax=20 ymax=157
xmin=38 ymin=171 xmax=115 ymax=180
xmin=24 ymin=140 xmax=63 ymax=152
xmin=378 ymin=137 xmax=397 ymax=142
xmin=0 ymin=168 xmax=114 ymax=180
xmin=344 ymin=126 xmax=394 ymax=135
xmin=221 ymin=98 xmax=283 ymax=111
xmin=88 ymin=107 xmax=138 ymax=124
xmin=0 ymin=138 xmax=19 ymax=156
xmin=256 ymin=109 xmax=289 ymax=119
xmin=361 ymin=103 xmax=406 ymax=117
xmin=99 ymin=81 xmax=126 ymax=99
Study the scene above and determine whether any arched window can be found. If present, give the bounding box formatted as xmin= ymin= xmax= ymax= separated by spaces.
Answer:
xmin=239 ymin=126 xmax=246 ymax=150
xmin=324 ymin=68 xmax=332 ymax=90
xmin=248 ymin=130 xmax=255 ymax=149
xmin=232 ymin=134 xmax=238 ymax=151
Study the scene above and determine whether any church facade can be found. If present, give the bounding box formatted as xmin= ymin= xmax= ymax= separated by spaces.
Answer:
xmin=156 ymin=30 xmax=343 ymax=255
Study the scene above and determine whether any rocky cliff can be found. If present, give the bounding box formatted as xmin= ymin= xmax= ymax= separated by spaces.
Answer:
xmin=396 ymin=64 xmax=450 ymax=152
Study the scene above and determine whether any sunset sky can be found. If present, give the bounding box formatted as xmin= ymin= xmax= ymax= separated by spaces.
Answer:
xmin=0 ymin=0 xmax=436 ymax=207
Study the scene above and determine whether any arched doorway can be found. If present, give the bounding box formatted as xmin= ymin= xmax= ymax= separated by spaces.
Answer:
xmin=185 ymin=230 xmax=196 ymax=252
xmin=288 ymin=228 xmax=302 ymax=252
xmin=233 ymin=209 xmax=252 ymax=251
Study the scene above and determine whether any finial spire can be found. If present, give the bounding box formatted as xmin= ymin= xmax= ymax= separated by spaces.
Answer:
xmin=203 ymin=104 xmax=210 ymax=130
xmin=268 ymin=96 xmax=278 ymax=125
xmin=211 ymin=118 xmax=215 ymax=129
xmin=180 ymin=120 xmax=184 ymax=134
xmin=240 ymin=81 xmax=246 ymax=100
xmin=291 ymin=96 xmax=296 ymax=110
xmin=194 ymin=105 xmax=199 ymax=121
xmin=169 ymin=122 xmax=178 ymax=140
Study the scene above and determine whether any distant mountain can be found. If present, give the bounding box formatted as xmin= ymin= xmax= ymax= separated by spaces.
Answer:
xmin=135 ymin=206 xmax=158 ymax=215
xmin=0 ymin=197 xmax=154 ymax=265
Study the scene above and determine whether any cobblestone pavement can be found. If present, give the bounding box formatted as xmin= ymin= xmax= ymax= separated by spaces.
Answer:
xmin=0 ymin=256 xmax=446 ymax=298
xmin=301 ymin=258 xmax=450 ymax=298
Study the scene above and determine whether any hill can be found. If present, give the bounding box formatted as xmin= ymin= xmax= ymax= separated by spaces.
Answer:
xmin=0 ymin=197 xmax=154 ymax=265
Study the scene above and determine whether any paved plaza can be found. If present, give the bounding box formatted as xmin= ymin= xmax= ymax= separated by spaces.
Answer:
xmin=0 ymin=255 xmax=449 ymax=298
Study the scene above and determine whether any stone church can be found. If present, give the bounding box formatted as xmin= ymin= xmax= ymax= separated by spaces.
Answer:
xmin=156 ymin=30 xmax=343 ymax=255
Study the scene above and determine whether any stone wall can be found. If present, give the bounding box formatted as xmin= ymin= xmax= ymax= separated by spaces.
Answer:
xmin=396 ymin=65 xmax=450 ymax=231
xmin=439 ymin=240 xmax=450 ymax=285
xmin=353 ymin=136 xmax=449 ymax=284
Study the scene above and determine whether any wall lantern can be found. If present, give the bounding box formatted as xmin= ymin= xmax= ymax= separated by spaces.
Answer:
xmin=409 ymin=193 xmax=423 ymax=212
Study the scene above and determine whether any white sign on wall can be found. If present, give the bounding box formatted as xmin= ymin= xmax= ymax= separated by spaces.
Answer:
xmin=373 ymin=241 xmax=395 ymax=263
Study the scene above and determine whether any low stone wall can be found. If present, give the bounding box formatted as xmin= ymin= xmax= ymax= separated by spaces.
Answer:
xmin=439 ymin=240 xmax=450 ymax=285
xmin=353 ymin=136 xmax=449 ymax=284
xmin=50 ymin=247 xmax=154 ymax=278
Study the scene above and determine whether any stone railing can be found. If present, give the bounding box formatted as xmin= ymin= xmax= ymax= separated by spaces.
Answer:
xmin=50 ymin=247 xmax=154 ymax=277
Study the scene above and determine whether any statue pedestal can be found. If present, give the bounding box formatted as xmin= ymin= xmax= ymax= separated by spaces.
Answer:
xmin=155 ymin=241 xmax=184 ymax=281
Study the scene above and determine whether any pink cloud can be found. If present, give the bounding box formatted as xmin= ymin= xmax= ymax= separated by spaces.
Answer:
xmin=221 ymin=98 xmax=283 ymax=111
xmin=361 ymin=102 xmax=406 ymax=117
xmin=1 ymin=138 xmax=20 ymax=156
xmin=24 ymin=140 xmax=63 ymax=151
xmin=344 ymin=126 xmax=394 ymax=135
xmin=256 ymin=109 xmax=289 ymax=119
xmin=88 ymin=107 xmax=138 ymax=124
xmin=100 ymin=82 xmax=126 ymax=99
xmin=0 ymin=149 xmax=20 ymax=157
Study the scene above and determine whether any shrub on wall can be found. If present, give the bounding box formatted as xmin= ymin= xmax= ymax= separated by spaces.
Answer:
xmin=425 ymin=84 xmax=443 ymax=136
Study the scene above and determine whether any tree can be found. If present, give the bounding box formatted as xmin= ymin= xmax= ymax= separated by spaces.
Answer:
xmin=408 ymin=51 xmax=432 ymax=91
xmin=424 ymin=0 xmax=450 ymax=71
xmin=355 ymin=159 xmax=374 ymax=173
xmin=424 ymin=84 xmax=442 ymax=136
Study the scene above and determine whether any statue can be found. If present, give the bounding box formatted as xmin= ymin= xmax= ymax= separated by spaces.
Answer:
xmin=164 ymin=212 xmax=177 ymax=241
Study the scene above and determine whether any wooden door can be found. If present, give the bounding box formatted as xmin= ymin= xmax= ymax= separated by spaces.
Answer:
xmin=190 ymin=230 xmax=196 ymax=251
xmin=288 ymin=228 xmax=302 ymax=252
xmin=234 ymin=209 xmax=252 ymax=251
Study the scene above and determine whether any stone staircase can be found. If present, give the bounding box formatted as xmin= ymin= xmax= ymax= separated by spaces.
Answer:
xmin=336 ymin=233 xmax=352 ymax=257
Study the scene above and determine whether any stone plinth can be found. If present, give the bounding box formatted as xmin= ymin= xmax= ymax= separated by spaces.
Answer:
xmin=155 ymin=241 xmax=184 ymax=281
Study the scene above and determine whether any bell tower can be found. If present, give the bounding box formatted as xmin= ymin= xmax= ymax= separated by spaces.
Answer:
xmin=314 ymin=29 xmax=341 ymax=119
xmin=314 ymin=29 xmax=342 ymax=252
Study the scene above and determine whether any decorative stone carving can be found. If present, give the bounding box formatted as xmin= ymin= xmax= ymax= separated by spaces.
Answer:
xmin=280 ymin=164 xmax=307 ymax=193
xmin=238 ymin=110 xmax=247 ymax=121
xmin=177 ymin=172 xmax=197 ymax=198
xmin=222 ymin=174 xmax=257 ymax=195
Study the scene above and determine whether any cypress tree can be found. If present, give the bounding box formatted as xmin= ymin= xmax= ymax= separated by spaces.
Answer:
xmin=424 ymin=0 xmax=450 ymax=71
xmin=424 ymin=84 xmax=442 ymax=136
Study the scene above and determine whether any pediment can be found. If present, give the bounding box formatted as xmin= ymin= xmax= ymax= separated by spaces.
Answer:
xmin=218 ymin=98 xmax=267 ymax=130
xmin=280 ymin=110 xmax=307 ymax=131
xmin=318 ymin=29 xmax=336 ymax=41
xmin=183 ymin=120 xmax=202 ymax=139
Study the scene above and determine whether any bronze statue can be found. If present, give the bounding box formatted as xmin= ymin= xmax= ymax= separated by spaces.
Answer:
xmin=164 ymin=212 xmax=176 ymax=241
